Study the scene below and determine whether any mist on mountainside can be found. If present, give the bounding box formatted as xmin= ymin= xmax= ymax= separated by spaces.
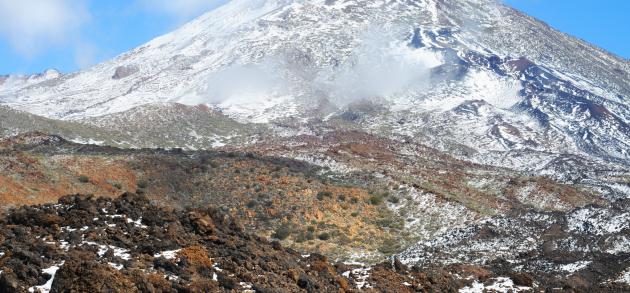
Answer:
xmin=179 ymin=26 xmax=444 ymax=108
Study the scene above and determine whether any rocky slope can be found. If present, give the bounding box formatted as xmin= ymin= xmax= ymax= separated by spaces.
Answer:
xmin=400 ymin=199 xmax=630 ymax=289
xmin=0 ymin=193 xmax=467 ymax=292
xmin=0 ymin=133 xmax=628 ymax=291
xmin=0 ymin=132 xmax=606 ymax=262
xmin=2 ymin=193 xmax=629 ymax=292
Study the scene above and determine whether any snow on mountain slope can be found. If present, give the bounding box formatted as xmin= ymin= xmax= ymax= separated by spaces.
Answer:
xmin=0 ymin=0 xmax=628 ymax=186
xmin=398 ymin=199 xmax=630 ymax=282
xmin=1 ymin=0 xmax=626 ymax=117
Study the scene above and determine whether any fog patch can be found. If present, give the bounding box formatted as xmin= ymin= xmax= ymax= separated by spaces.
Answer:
xmin=316 ymin=28 xmax=443 ymax=106
xmin=180 ymin=26 xmax=445 ymax=109
xmin=180 ymin=57 xmax=292 ymax=106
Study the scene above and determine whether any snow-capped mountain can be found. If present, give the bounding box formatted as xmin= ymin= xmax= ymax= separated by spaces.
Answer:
xmin=0 ymin=0 xmax=628 ymax=193
xmin=1 ymin=2 xmax=629 ymax=288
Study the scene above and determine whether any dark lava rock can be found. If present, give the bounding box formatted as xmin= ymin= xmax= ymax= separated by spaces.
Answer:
xmin=0 ymin=193 xmax=471 ymax=292
xmin=0 ymin=271 xmax=21 ymax=293
xmin=52 ymin=258 xmax=139 ymax=292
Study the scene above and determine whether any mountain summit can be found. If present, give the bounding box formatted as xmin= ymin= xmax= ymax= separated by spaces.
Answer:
xmin=2 ymin=0 xmax=628 ymax=118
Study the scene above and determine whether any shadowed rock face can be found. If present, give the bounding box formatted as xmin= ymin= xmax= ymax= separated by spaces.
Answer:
xmin=112 ymin=65 xmax=139 ymax=80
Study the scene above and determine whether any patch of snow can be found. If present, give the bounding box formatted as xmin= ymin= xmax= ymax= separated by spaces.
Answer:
xmin=464 ymin=69 xmax=523 ymax=110
xmin=615 ymin=268 xmax=630 ymax=284
xmin=342 ymin=260 xmax=365 ymax=266
xmin=28 ymin=262 xmax=64 ymax=293
xmin=291 ymin=154 xmax=356 ymax=173
xmin=127 ymin=217 xmax=149 ymax=229
xmin=154 ymin=249 xmax=181 ymax=260
xmin=606 ymin=236 xmax=630 ymax=254
xmin=109 ymin=262 xmax=124 ymax=270
xmin=69 ymin=138 xmax=105 ymax=145
xmin=84 ymin=241 xmax=131 ymax=260
xmin=567 ymin=207 xmax=629 ymax=236
xmin=609 ymin=183 xmax=630 ymax=197
xmin=343 ymin=267 xmax=372 ymax=289
xmin=59 ymin=241 xmax=70 ymax=251
xmin=240 ymin=282 xmax=254 ymax=291
xmin=558 ymin=261 xmax=591 ymax=273
xmin=459 ymin=277 xmax=531 ymax=293
xmin=188 ymin=129 xmax=203 ymax=140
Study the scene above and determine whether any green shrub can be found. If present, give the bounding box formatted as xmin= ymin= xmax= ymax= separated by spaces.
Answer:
xmin=337 ymin=194 xmax=346 ymax=201
xmin=378 ymin=238 xmax=403 ymax=255
xmin=78 ymin=175 xmax=90 ymax=183
xmin=295 ymin=230 xmax=316 ymax=243
xmin=306 ymin=232 xmax=315 ymax=241
xmin=273 ymin=224 xmax=292 ymax=240
xmin=316 ymin=191 xmax=333 ymax=201
xmin=351 ymin=212 xmax=359 ymax=217
xmin=318 ymin=232 xmax=331 ymax=241
xmin=387 ymin=196 xmax=400 ymax=204
xmin=246 ymin=200 xmax=258 ymax=209
xmin=137 ymin=180 xmax=148 ymax=189
xmin=376 ymin=218 xmax=405 ymax=230
xmin=369 ymin=195 xmax=383 ymax=205
xmin=113 ymin=182 xmax=122 ymax=190
xmin=294 ymin=233 xmax=306 ymax=243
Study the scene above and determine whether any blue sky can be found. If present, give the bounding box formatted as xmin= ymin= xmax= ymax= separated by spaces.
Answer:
xmin=505 ymin=0 xmax=629 ymax=59
xmin=0 ymin=0 xmax=627 ymax=75
xmin=0 ymin=0 xmax=228 ymax=74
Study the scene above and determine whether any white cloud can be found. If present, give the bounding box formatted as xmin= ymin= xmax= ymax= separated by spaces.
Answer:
xmin=0 ymin=0 xmax=90 ymax=57
xmin=316 ymin=28 xmax=441 ymax=106
xmin=141 ymin=0 xmax=228 ymax=21
xmin=181 ymin=26 xmax=444 ymax=109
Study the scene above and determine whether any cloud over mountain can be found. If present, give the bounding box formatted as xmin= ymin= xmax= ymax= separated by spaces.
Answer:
xmin=0 ymin=0 xmax=89 ymax=56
